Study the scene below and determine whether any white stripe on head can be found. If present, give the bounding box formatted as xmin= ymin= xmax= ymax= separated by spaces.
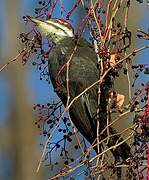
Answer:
xmin=32 ymin=18 xmax=74 ymax=43
xmin=45 ymin=20 xmax=74 ymax=37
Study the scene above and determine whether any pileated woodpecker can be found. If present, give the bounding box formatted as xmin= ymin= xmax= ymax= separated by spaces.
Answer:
xmin=32 ymin=18 xmax=130 ymax=161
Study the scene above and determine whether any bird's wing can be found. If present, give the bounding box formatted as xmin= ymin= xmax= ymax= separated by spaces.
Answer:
xmin=48 ymin=39 xmax=130 ymax=159
xmin=65 ymin=53 xmax=99 ymax=144
xmin=49 ymin=41 xmax=99 ymax=143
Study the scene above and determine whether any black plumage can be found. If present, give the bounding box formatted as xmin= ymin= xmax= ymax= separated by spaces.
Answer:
xmin=48 ymin=37 xmax=130 ymax=160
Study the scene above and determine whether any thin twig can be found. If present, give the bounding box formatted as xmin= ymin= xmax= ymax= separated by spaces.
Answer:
xmin=0 ymin=48 xmax=26 ymax=72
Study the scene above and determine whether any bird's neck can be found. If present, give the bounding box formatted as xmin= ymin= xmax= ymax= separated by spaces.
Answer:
xmin=50 ymin=35 xmax=66 ymax=44
xmin=55 ymin=37 xmax=75 ymax=53
xmin=47 ymin=31 xmax=74 ymax=45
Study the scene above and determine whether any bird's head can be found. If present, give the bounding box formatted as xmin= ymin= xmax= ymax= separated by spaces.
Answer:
xmin=31 ymin=18 xmax=74 ymax=44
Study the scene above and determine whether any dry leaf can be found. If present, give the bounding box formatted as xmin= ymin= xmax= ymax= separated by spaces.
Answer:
xmin=109 ymin=54 xmax=116 ymax=66
xmin=116 ymin=93 xmax=125 ymax=108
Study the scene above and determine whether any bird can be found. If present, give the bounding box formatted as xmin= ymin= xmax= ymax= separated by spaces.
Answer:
xmin=31 ymin=17 xmax=130 ymax=162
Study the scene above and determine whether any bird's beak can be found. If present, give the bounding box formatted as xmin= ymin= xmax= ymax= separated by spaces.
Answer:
xmin=30 ymin=18 xmax=52 ymax=37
